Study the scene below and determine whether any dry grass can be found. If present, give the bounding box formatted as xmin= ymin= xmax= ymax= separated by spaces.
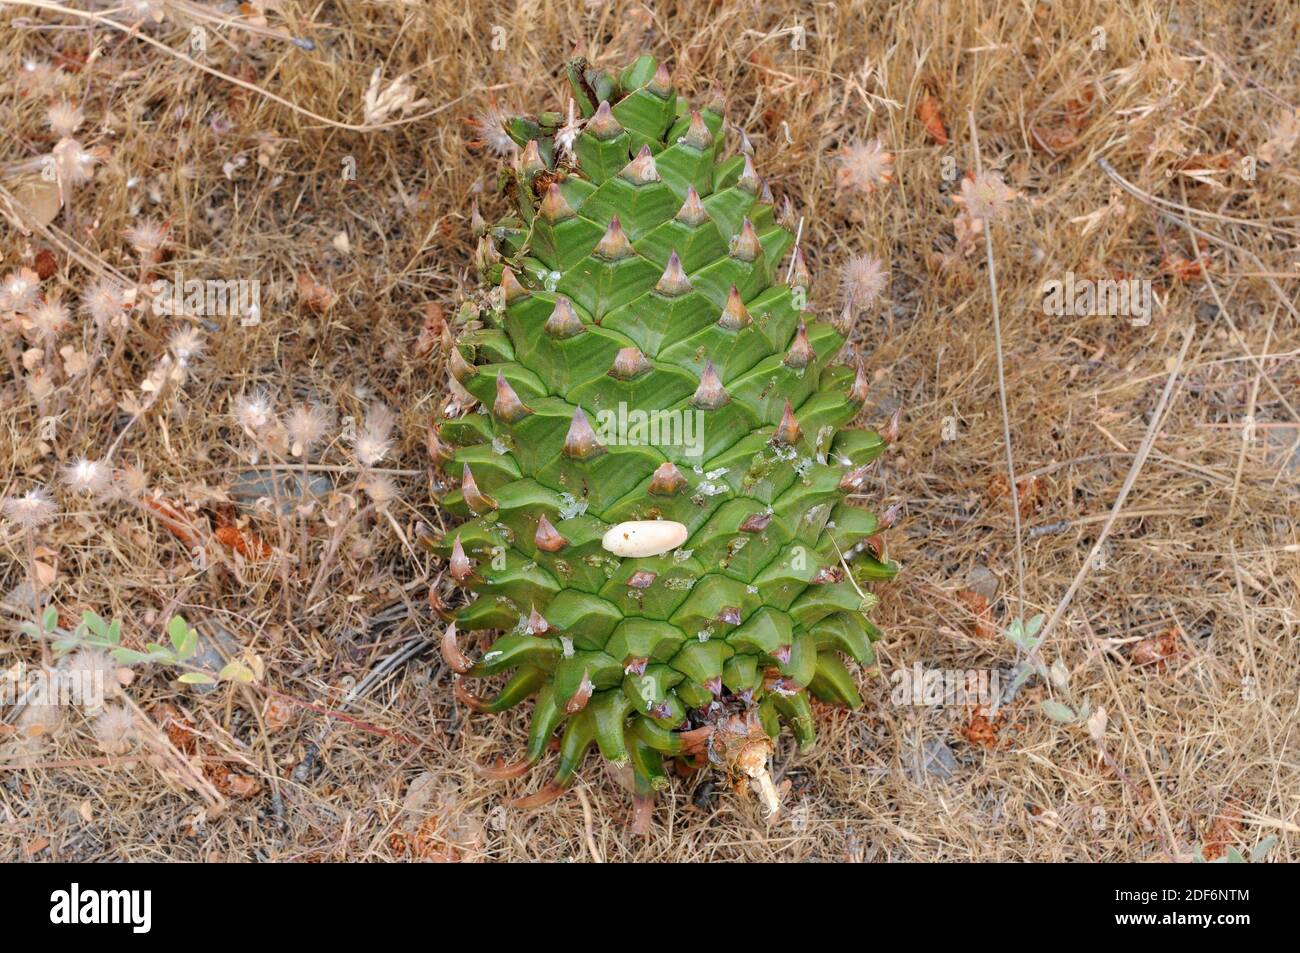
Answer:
xmin=1 ymin=0 xmax=1296 ymax=862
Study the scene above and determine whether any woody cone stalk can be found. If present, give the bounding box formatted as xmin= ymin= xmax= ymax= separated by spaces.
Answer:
xmin=426 ymin=55 xmax=898 ymax=828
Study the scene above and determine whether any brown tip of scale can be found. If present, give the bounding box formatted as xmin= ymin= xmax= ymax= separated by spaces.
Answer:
xmin=675 ymin=186 xmax=710 ymax=227
xmin=655 ymin=251 xmax=692 ymax=296
xmin=620 ymin=145 xmax=660 ymax=185
xmin=460 ymin=463 xmax=497 ymax=514
xmin=448 ymin=345 xmax=475 ymax=382
xmin=736 ymin=154 xmax=759 ymax=193
xmin=520 ymin=139 xmax=546 ymax=177
xmin=594 ymin=216 xmax=634 ymax=260
xmin=648 ymin=461 xmax=687 ymax=496
xmin=500 ymin=267 xmax=527 ymax=302
xmin=539 ymin=182 xmax=575 ymax=223
xmin=544 ymin=295 xmax=585 ymax=339
xmin=449 ymin=536 xmax=475 ymax=584
xmin=586 ymin=100 xmax=624 ymax=140
xmin=774 ymin=399 xmax=802 ymax=445
xmin=679 ymin=110 xmax=712 ymax=149
xmin=441 ymin=622 xmax=473 ymax=675
xmin=783 ymin=320 xmax=814 ymax=368
xmin=718 ymin=286 xmax=752 ymax=330
xmin=494 ymin=372 xmax=533 ymax=423
xmin=609 ymin=346 xmax=651 ymax=380
xmin=565 ymin=669 xmax=594 ymax=714
xmin=648 ymin=63 xmax=673 ymax=97
xmin=562 ymin=405 xmax=606 ymax=459
xmin=534 ymin=513 xmax=568 ymax=552
xmin=691 ymin=360 xmax=730 ymax=410
xmin=849 ymin=356 xmax=870 ymax=404
xmin=731 ymin=218 xmax=762 ymax=262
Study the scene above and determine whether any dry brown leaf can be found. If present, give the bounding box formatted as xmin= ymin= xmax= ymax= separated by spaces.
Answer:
xmin=916 ymin=93 xmax=948 ymax=145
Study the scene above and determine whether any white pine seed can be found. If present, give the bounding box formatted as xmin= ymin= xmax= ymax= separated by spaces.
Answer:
xmin=601 ymin=520 xmax=689 ymax=558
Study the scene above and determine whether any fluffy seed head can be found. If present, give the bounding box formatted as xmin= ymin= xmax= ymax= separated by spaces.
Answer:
xmin=841 ymin=253 xmax=888 ymax=309
xmin=168 ymin=326 xmax=205 ymax=363
xmin=956 ymin=170 xmax=1018 ymax=224
xmin=28 ymin=300 xmax=69 ymax=342
xmin=47 ymin=101 xmax=84 ymax=138
xmin=3 ymin=487 xmax=57 ymax=527
xmin=93 ymin=705 xmax=137 ymax=755
xmin=286 ymin=403 xmax=332 ymax=455
xmin=470 ymin=101 xmax=517 ymax=156
xmin=1 ymin=268 xmax=40 ymax=313
xmin=52 ymin=138 xmax=97 ymax=186
xmin=124 ymin=218 xmax=169 ymax=256
xmin=81 ymin=278 xmax=127 ymax=329
xmin=835 ymin=138 xmax=895 ymax=194
xmin=352 ymin=427 xmax=391 ymax=467
xmin=363 ymin=473 xmax=398 ymax=505
xmin=234 ymin=390 xmax=276 ymax=433
xmin=63 ymin=458 xmax=111 ymax=495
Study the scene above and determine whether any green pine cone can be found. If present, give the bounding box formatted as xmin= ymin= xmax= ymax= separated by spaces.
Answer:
xmin=431 ymin=55 xmax=898 ymax=819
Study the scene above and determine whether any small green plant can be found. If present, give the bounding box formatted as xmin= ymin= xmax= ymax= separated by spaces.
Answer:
xmin=1194 ymin=836 xmax=1275 ymax=864
xmin=51 ymin=611 xmax=262 ymax=685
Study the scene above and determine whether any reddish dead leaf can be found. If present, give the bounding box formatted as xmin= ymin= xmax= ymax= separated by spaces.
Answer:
xmin=150 ymin=703 xmax=199 ymax=755
xmin=1131 ymin=628 xmax=1180 ymax=671
xmin=956 ymin=589 xmax=997 ymax=639
xmin=960 ymin=707 xmax=1016 ymax=749
xmin=987 ymin=474 xmax=1041 ymax=519
xmin=415 ymin=301 xmax=448 ymax=357
xmin=34 ymin=249 xmax=58 ymax=280
xmin=916 ymin=93 xmax=948 ymax=145
xmin=263 ymin=696 xmax=294 ymax=731
xmin=214 ymin=523 xmax=271 ymax=560
xmin=1161 ymin=252 xmax=1211 ymax=282
xmin=138 ymin=496 xmax=203 ymax=548
xmin=410 ymin=809 xmax=485 ymax=862
xmin=296 ymin=272 xmax=336 ymax=314
xmin=1202 ymin=811 xmax=1244 ymax=861
xmin=211 ymin=767 xmax=262 ymax=799
xmin=1030 ymin=92 xmax=1095 ymax=155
